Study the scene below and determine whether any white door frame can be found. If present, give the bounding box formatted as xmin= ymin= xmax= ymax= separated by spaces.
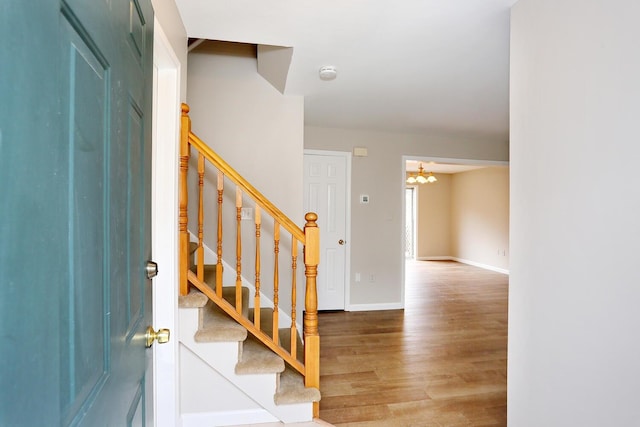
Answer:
xmin=399 ymin=155 xmax=509 ymax=305
xmin=304 ymin=149 xmax=352 ymax=310
xmin=152 ymin=19 xmax=181 ymax=426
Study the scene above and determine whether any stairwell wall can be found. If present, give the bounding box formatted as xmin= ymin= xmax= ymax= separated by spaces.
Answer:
xmin=179 ymin=41 xmax=305 ymax=422
xmin=186 ymin=41 xmax=305 ymax=323
xmin=187 ymin=42 xmax=303 ymax=221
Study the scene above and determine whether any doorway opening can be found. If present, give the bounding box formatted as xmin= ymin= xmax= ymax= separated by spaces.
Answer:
xmin=400 ymin=156 xmax=510 ymax=307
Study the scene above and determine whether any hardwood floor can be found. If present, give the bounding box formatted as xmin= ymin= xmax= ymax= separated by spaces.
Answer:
xmin=317 ymin=260 xmax=508 ymax=426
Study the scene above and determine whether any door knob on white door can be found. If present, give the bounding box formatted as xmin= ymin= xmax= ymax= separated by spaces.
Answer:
xmin=338 ymin=239 xmax=345 ymax=245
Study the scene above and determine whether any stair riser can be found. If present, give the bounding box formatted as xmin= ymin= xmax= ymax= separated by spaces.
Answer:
xmin=179 ymin=308 xmax=314 ymax=423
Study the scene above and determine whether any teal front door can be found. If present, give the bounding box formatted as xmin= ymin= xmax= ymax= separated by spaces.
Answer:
xmin=0 ymin=0 xmax=155 ymax=425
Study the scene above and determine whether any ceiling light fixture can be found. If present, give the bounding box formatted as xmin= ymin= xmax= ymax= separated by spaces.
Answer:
xmin=319 ymin=66 xmax=337 ymax=81
xmin=406 ymin=163 xmax=437 ymax=185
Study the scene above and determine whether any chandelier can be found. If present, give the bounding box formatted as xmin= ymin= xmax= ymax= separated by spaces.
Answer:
xmin=406 ymin=163 xmax=437 ymax=184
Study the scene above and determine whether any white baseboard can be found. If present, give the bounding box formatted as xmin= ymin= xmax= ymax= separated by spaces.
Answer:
xmin=181 ymin=409 xmax=277 ymax=427
xmin=346 ymin=302 xmax=404 ymax=312
xmin=451 ymin=257 xmax=509 ymax=275
xmin=415 ymin=256 xmax=509 ymax=275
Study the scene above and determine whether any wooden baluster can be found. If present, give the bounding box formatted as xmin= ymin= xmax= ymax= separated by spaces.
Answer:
xmin=216 ymin=171 xmax=224 ymax=297
xmin=179 ymin=103 xmax=191 ymax=296
xmin=290 ymin=236 xmax=298 ymax=359
xmin=197 ymin=153 xmax=205 ymax=282
xmin=303 ymin=213 xmax=320 ymax=417
xmin=254 ymin=206 xmax=262 ymax=330
xmin=235 ymin=188 xmax=243 ymax=314
xmin=273 ymin=220 xmax=280 ymax=345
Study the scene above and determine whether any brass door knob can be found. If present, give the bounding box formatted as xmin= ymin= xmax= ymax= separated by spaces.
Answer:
xmin=145 ymin=326 xmax=170 ymax=348
xmin=338 ymin=239 xmax=345 ymax=245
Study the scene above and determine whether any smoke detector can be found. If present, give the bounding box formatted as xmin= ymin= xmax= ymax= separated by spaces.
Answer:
xmin=319 ymin=66 xmax=337 ymax=81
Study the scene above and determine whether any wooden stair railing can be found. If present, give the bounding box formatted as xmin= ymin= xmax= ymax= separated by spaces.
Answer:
xmin=179 ymin=103 xmax=320 ymax=416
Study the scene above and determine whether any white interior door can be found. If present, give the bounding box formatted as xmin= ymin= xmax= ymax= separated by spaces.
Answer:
xmin=303 ymin=151 xmax=350 ymax=310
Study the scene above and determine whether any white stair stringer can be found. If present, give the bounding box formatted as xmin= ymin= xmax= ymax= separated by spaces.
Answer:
xmin=179 ymin=305 xmax=314 ymax=424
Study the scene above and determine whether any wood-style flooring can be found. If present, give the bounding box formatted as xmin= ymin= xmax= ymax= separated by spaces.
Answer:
xmin=317 ymin=260 xmax=508 ymax=426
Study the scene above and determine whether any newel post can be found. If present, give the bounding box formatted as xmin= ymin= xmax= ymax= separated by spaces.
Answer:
xmin=179 ymin=103 xmax=191 ymax=296
xmin=303 ymin=212 xmax=320 ymax=417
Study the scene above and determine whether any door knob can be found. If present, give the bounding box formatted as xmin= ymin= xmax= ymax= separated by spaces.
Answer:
xmin=145 ymin=326 xmax=170 ymax=348
xmin=146 ymin=260 xmax=158 ymax=279
xmin=338 ymin=239 xmax=345 ymax=245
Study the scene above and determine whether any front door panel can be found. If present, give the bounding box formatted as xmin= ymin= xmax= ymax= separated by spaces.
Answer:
xmin=0 ymin=0 xmax=154 ymax=425
xmin=60 ymin=16 xmax=110 ymax=422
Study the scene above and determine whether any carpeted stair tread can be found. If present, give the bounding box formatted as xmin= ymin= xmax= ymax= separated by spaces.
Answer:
xmin=249 ymin=307 xmax=276 ymax=339
xmin=278 ymin=327 xmax=305 ymax=364
xmin=178 ymin=289 xmax=208 ymax=308
xmin=248 ymin=309 xmax=305 ymax=363
xmin=235 ymin=336 xmax=285 ymax=375
xmin=195 ymin=300 xmax=247 ymax=342
xmin=193 ymin=286 xmax=250 ymax=342
xmin=190 ymin=264 xmax=217 ymax=284
xmin=275 ymin=366 xmax=321 ymax=405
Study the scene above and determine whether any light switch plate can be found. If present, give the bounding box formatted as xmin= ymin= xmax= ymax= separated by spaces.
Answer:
xmin=241 ymin=207 xmax=253 ymax=220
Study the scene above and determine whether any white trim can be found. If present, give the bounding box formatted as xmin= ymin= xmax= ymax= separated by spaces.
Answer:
xmin=152 ymin=18 xmax=181 ymax=427
xmin=415 ymin=256 xmax=509 ymax=275
xmin=181 ymin=409 xmax=277 ymax=427
xmin=451 ymin=257 xmax=509 ymax=275
xmin=347 ymin=302 xmax=404 ymax=312
xmin=405 ymin=155 xmax=509 ymax=168
xmin=303 ymin=149 xmax=352 ymax=312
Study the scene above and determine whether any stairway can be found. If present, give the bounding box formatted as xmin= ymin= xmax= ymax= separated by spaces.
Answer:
xmin=178 ymin=261 xmax=320 ymax=424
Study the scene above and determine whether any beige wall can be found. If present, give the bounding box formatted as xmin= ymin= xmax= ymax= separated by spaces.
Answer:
xmin=187 ymin=43 xmax=304 ymax=220
xmin=510 ymin=1 xmax=640 ymax=425
xmin=451 ymin=167 xmax=509 ymax=270
xmin=187 ymin=43 xmax=305 ymax=314
xmin=415 ymin=174 xmax=452 ymax=258
xmin=305 ymin=125 xmax=508 ymax=308
xmin=414 ymin=167 xmax=509 ymax=272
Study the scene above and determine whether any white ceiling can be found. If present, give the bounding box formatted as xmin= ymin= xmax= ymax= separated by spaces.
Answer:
xmin=175 ymin=0 xmax=516 ymax=143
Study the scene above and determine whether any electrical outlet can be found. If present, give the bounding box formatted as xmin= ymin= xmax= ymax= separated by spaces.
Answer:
xmin=355 ymin=273 xmax=361 ymax=282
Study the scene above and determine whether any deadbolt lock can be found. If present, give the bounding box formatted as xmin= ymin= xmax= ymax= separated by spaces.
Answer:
xmin=146 ymin=261 xmax=158 ymax=279
xmin=145 ymin=326 xmax=170 ymax=348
